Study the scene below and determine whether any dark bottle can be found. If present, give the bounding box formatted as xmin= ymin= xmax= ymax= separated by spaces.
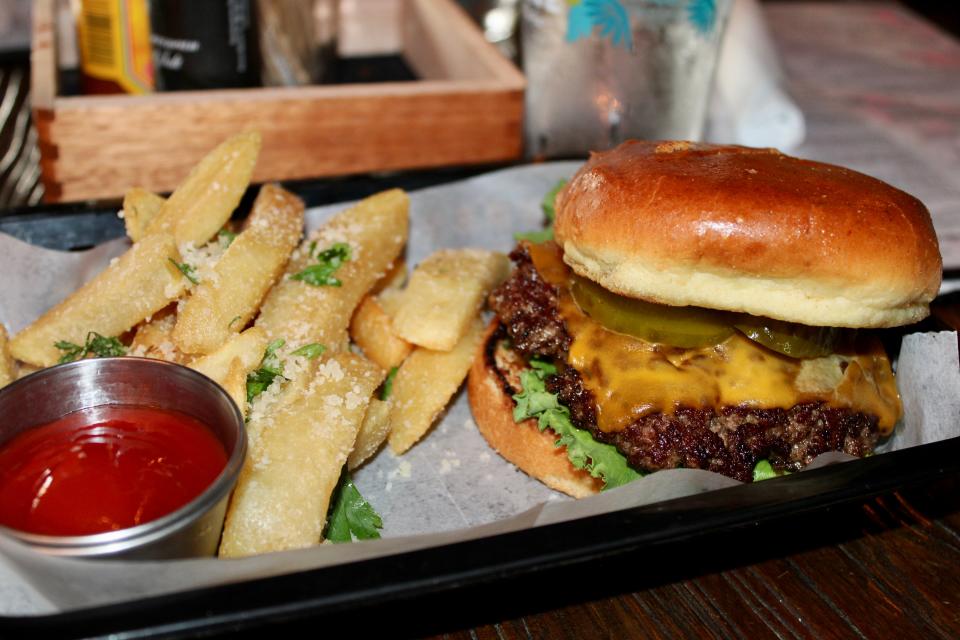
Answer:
xmin=150 ymin=0 xmax=259 ymax=91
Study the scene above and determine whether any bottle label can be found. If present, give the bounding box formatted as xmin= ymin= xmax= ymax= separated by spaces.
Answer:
xmin=78 ymin=0 xmax=153 ymax=94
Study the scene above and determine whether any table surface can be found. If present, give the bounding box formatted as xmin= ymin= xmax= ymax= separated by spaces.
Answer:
xmin=426 ymin=3 xmax=960 ymax=638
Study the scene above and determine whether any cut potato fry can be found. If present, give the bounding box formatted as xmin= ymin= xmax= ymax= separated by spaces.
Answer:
xmin=348 ymin=398 xmax=391 ymax=470
xmin=144 ymin=130 xmax=261 ymax=246
xmin=372 ymin=260 xmax=407 ymax=295
xmin=390 ymin=249 xmax=509 ymax=351
xmin=129 ymin=305 xmax=183 ymax=362
xmin=219 ymin=352 xmax=385 ymax=557
xmin=122 ymin=187 xmax=166 ymax=242
xmin=0 ymin=325 xmax=14 ymax=389
xmin=388 ymin=317 xmax=486 ymax=454
xmin=220 ymin=357 xmax=249 ymax=414
xmin=173 ymin=184 xmax=304 ymax=355
xmin=349 ymin=295 xmax=412 ymax=370
xmin=10 ymin=233 xmax=188 ymax=367
xmin=256 ymin=189 xmax=409 ymax=350
xmin=189 ymin=326 xmax=269 ymax=396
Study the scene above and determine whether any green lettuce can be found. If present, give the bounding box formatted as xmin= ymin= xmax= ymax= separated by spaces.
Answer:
xmin=514 ymin=179 xmax=568 ymax=242
xmin=513 ymin=358 xmax=641 ymax=490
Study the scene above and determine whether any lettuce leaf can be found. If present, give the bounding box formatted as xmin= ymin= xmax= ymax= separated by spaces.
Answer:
xmin=752 ymin=459 xmax=791 ymax=482
xmin=513 ymin=358 xmax=641 ymax=490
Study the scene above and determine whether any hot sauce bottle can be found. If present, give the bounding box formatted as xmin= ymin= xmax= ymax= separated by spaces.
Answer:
xmin=76 ymin=0 xmax=153 ymax=95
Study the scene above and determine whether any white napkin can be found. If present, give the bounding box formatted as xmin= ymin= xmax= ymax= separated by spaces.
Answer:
xmin=707 ymin=0 xmax=806 ymax=151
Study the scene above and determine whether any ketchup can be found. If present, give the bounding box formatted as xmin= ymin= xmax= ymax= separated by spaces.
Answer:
xmin=0 ymin=406 xmax=228 ymax=536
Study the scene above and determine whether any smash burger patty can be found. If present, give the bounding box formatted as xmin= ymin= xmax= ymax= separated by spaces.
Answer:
xmin=468 ymin=140 xmax=942 ymax=497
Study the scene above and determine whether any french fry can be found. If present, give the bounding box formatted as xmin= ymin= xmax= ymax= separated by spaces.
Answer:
xmin=255 ymin=189 xmax=409 ymax=350
xmin=9 ymin=233 xmax=188 ymax=367
xmin=372 ymin=260 xmax=407 ymax=295
xmin=388 ymin=317 xmax=486 ymax=454
xmin=390 ymin=249 xmax=509 ymax=351
xmin=219 ymin=357 xmax=249 ymax=414
xmin=122 ymin=187 xmax=166 ymax=242
xmin=348 ymin=398 xmax=391 ymax=470
xmin=219 ymin=353 xmax=384 ymax=557
xmin=173 ymin=184 xmax=304 ymax=355
xmin=144 ymin=130 xmax=261 ymax=247
xmin=0 ymin=325 xmax=14 ymax=389
xmin=189 ymin=326 xmax=269 ymax=415
xmin=129 ymin=305 xmax=183 ymax=362
xmin=349 ymin=295 xmax=412 ymax=370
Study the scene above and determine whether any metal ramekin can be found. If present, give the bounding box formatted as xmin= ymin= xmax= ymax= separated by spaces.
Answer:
xmin=0 ymin=357 xmax=246 ymax=559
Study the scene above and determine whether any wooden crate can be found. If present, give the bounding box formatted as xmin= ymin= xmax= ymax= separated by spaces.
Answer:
xmin=31 ymin=0 xmax=525 ymax=203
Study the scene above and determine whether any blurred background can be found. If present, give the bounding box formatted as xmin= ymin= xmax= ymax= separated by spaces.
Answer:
xmin=0 ymin=0 xmax=957 ymax=209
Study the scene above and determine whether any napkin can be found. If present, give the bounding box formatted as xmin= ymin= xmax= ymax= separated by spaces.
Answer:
xmin=707 ymin=0 xmax=806 ymax=151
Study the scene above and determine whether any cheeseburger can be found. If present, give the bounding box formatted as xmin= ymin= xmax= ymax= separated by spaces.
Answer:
xmin=468 ymin=140 xmax=942 ymax=497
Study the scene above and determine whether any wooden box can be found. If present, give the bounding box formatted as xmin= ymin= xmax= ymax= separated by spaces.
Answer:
xmin=31 ymin=0 xmax=525 ymax=203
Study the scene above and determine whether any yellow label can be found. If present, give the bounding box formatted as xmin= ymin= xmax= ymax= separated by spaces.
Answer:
xmin=78 ymin=0 xmax=153 ymax=93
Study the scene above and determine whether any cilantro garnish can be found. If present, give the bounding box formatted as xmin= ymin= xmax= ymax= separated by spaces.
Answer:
xmin=55 ymin=332 xmax=126 ymax=364
xmin=514 ymin=179 xmax=567 ymax=242
xmin=168 ymin=258 xmax=199 ymax=285
xmin=292 ymin=242 xmax=351 ymax=287
xmin=513 ymin=357 xmax=641 ymax=490
xmin=290 ymin=342 xmax=326 ymax=359
xmin=325 ymin=472 xmax=383 ymax=542
xmin=218 ymin=228 xmax=237 ymax=247
xmin=380 ymin=366 xmax=399 ymax=400
xmin=246 ymin=338 xmax=286 ymax=403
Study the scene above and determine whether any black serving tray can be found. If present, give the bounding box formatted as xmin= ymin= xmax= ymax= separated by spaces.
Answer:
xmin=1 ymin=175 xmax=958 ymax=639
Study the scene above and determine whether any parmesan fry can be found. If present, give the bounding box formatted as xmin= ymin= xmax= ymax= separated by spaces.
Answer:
xmin=255 ymin=188 xmax=409 ymax=350
xmin=390 ymin=249 xmax=509 ymax=351
xmin=129 ymin=305 xmax=183 ymax=362
xmin=173 ymin=184 xmax=304 ymax=355
xmin=9 ymin=233 xmax=188 ymax=367
xmin=388 ymin=317 xmax=486 ymax=454
xmin=219 ymin=357 xmax=249 ymax=414
xmin=348 ymin=398 xmax=392 ymax=470
xmin=372 ymin=260 xmax=407 ymax=295
xmin=144 ymin=130 xmax=261 ymax=246
xmin=219 ymin=353 xmax=385 ymax=557
xmin=122 ymin=187 xmax=166 ymax=242
xmin=0 ymin=324 xmax=14 ymax=389
xmin=189 ymin=327 xmax=267 ymax=400
xmin=349 ymin=295 xmax=412 ymax=370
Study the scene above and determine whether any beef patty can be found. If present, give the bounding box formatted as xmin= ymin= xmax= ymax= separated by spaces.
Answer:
xmin=488 ymin=245 xmax=879 ymax=482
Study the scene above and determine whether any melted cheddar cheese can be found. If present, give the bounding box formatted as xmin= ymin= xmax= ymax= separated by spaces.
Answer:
xmin=527 ymin=242 xmax=902 ymax=435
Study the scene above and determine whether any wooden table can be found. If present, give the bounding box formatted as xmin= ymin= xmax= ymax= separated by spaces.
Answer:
xmin=425 ymin=4 xmax=960 ymax=638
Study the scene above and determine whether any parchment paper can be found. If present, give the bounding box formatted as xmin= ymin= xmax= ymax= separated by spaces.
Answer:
xmin=0 ymin=163 xmax=958 ymax=616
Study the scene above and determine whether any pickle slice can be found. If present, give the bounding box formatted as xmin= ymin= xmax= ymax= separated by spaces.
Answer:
xmin=734 ymin=318 xmax=842 ymax=359
xmin=570 ymin=276 xmax=734 ymax=348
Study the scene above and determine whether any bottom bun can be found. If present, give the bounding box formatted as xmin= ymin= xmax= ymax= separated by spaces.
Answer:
xmin=467 ymin=320 xmax=602 ymax=498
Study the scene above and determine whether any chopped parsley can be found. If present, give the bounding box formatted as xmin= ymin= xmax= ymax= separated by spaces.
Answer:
xmin=246 ymin=338 xmax=286 ymax=403
xmin=292 ymin=242 xmax=351 ymax=287
xmin=168 ymin=258 xmax=199 ymax=285
xmin=380 ymin=366 xmax=399 ymax=400
xmin=218 ymin=228 xmax=238 ymax=247
xmin=55 ymin=332 xmax=126 ymax=364
xmin=513 ymin=356 xmax=641 ymax=490
xmin=290 ymin=342 xmax=326 ymax=359
xmin=514 ymin=178 xmax=568 ymax=243
xmin=325 ymin=472 xmax=383 ymax=542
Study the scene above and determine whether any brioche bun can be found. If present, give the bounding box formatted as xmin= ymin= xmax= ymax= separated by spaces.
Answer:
xmin=467 ymin=320 xmax=601 ymax=498
xmin=554 ymin=140 xmax=942 ymax=328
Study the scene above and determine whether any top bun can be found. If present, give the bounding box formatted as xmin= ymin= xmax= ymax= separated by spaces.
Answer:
xmin=554 ymin=140 xmax=942 ymax=328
